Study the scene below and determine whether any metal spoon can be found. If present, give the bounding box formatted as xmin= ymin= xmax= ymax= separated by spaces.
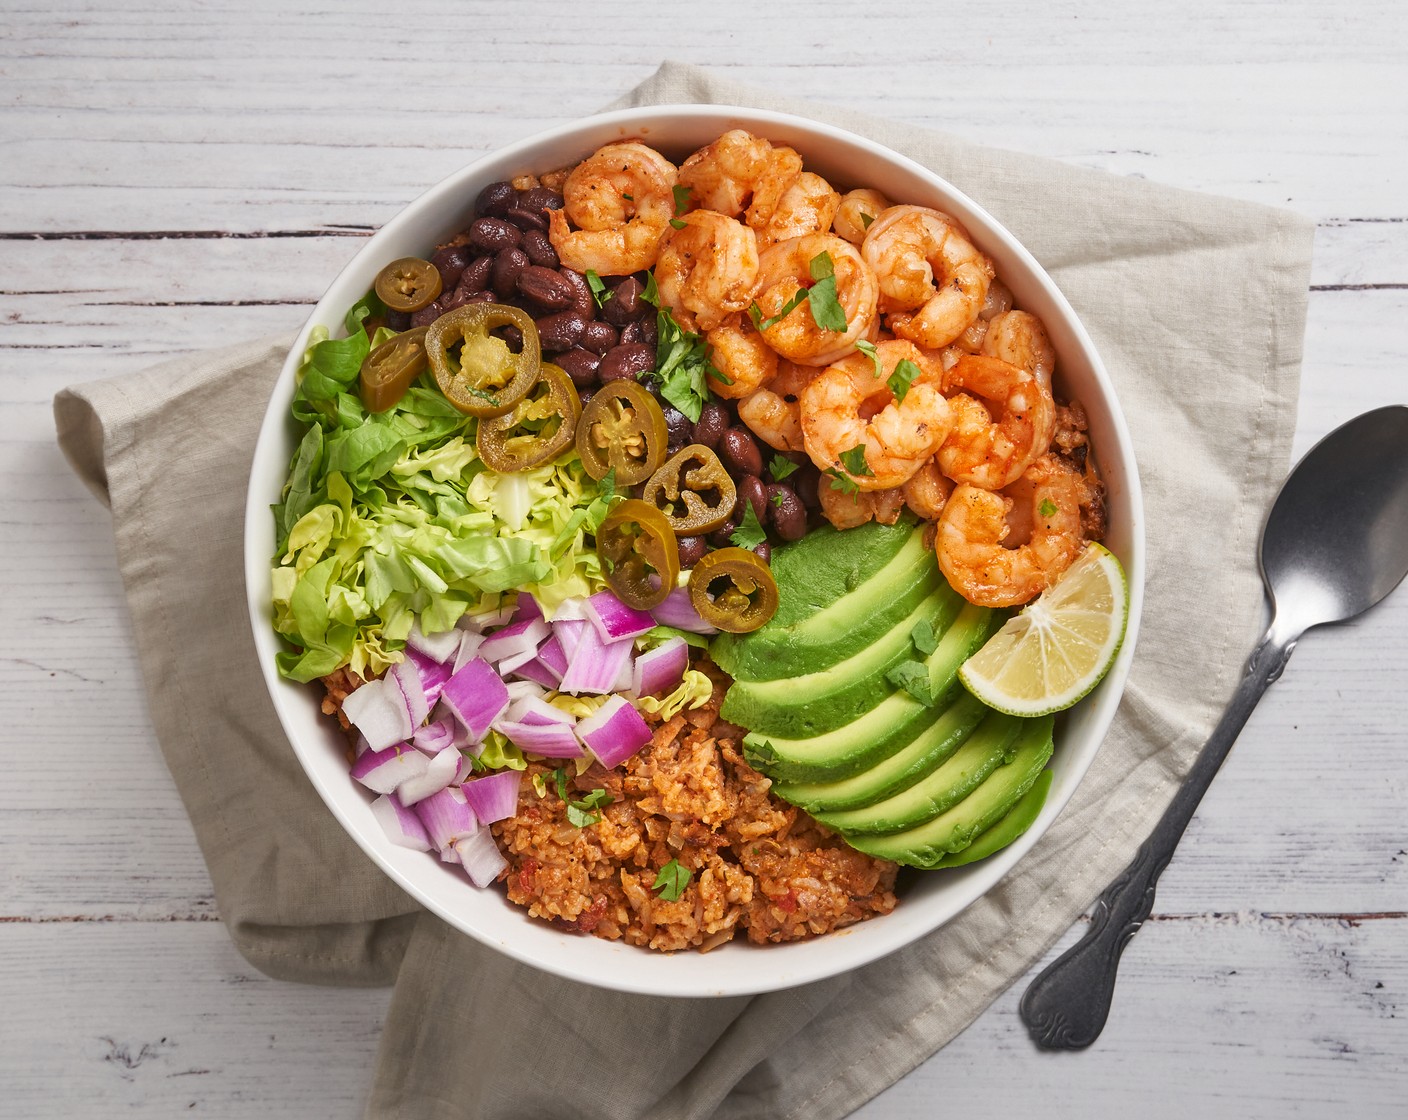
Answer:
xmin=1019 ymin=404 xmax=1408 ymax=1050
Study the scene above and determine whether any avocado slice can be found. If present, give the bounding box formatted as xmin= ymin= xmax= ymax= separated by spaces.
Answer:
xmin=927 ymin=769 xmax=1052 ymax=869
xmin=712 ymin=525 xmax=941 ymax=682
xmin=761 ymin=518 xmax=917 ymax=629
xmin=720 ymin=582 xmax=964 ymax=739
xmin=843 ymin=714 xmax=1054 ymax=867
xmin=740 ymin=602 xmax=1000 ymax=782
xmin=812 ymin=709 xmax=1024 ymax=835
xmin=770 ymin=690 xmax=989 ymax=813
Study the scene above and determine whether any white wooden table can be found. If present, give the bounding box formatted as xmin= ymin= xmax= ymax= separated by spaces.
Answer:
xmin=4 ymin=2 xmax=1405 ymax=1115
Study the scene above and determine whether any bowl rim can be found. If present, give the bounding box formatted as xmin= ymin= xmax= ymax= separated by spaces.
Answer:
xmin=244 ymin=103 xmax=1145 ymax=997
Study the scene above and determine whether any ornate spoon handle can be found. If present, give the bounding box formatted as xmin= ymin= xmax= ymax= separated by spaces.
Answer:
xmin=1018 ymin=625 xmax=1297 ymax=1049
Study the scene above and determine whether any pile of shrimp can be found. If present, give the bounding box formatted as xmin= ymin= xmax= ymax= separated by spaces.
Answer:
xmin=547 ymin=131 xmax=1104 ymax=608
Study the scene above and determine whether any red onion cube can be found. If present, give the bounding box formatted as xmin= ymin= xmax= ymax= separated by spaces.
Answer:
xmin=506 ymin=696 xmax=574 ymax=726
xmin=556 ymin=622 xmax=634 ymax=695
xmin=405 ymin=645 xmax=452 ymax=706
xmin=632 ymin=637 xmax=689 ymax=699
xmin=478 ymin=617 xmax=549 ymax=666
xmin=396 ymin=746 xmax=462 ymax=807
xmin=407 ymin=621 xmax=462 ymax=664
xmin=651 ymin=586 xmax=720 ymax=634
xmin=439 ymin=657 xmax=509 ymax=741
xmin=550 ymin=597 xmax=589 ymax=622
xmin=461 ymin=770 xmax=521 ymax=825
xmin=453 ymin=631 xmax=485 ymax=674
xmin=390 ymin=657 xmax=431 ymax=729
xmin=415 ymin=786 xmax=479 ymax=850
xmin=370 ymin=794 xmax=431 ymax=851
xmin=340 ymin=676 xmax=413 ymax=752
xmin=509 ymin=592 xmax=543 ymax=625
xmin=584 ymin=589 xmax=657 ymax=644
xmin=551 ymin=618 xmax=588 ymax=660
xmin=576 ymin=696 xmax=653 ymax=769
xmin=351 ymin=745 xmax=430 ymax=795
xmin=535 ymin=635 xmax=568 ymax=680
xmin=510 ymin=657 xmax=560 ymax=689
xmin=411 ymin=717 xmax=456 ymax=756
xmin=453 ymin=828 xmax=507 ymax=888
xmin=496 ymin=647 xmax=540 ymax=675
xmin=496 ymin=719 xmax=584 ymax=758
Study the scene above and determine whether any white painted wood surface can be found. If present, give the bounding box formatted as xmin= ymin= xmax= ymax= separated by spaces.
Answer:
xmin=3 ymin=1 xmax=1405 ymax=1115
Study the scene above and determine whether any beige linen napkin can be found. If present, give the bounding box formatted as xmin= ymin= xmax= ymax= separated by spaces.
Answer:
xmin=56 ymin=62 xmax=1312 ymax=1120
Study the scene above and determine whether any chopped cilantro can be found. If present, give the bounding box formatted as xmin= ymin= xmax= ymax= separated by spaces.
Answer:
xmin=670 ymin=218 xmax=687 ymax=230
xmin=886 ymin=659 xmax=936 ymax=706
xmin=565 ymin=786 xmax=614 ymax=828
xmin=860 ymin=211 xmax=875 ymax=230
xmin=730 ymin=502 xmax=768 ymax=550
xmin=1039 ymin=498 xmax=1059 ymax=519
xmin=770 ymin=491 xmax=785 ymax=507
xmin=839 ymin=444 xmax=873 ymax=478
xmin=888 ymin=358 xmax=922 ymax=404
xmin=749 ymin=288 xmax=809 ymax=332
xmin=911 ymin=618 xmax=939 ymax=656
xmin=672 ymin=184 xmax=691 ymax=216
xmin=743 ymin=739 xmax=778 ymax=766
xmin=825 ymin=468 xmax=860 ymax=496
xmin=855 ymin=338 xmax=882 ymax=378
xmin=806 ymin=252 xmax=847 ymax=332
xmin=553 ymin=767 xmax=569 ymax=801
xmin=585 ymin=269 xmax=610 ymax=308
xmin=652 ymin=859 xmax=692 ymax=902
xmin=642 ymin=306 xmax=719 ymax=422
xmin=621 ymin=192 xmax=633 ymax=201
xmin=640 ymin=271 xmax=660 ymax=307
xmin=768 ymin=453 xmax=799 ymax=482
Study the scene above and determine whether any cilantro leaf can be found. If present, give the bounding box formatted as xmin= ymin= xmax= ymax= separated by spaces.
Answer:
xmin=749 ymin=288 xmax=808 ymax=332
xmin=860 ymin=211 xmax=875 ymax=230
xmin=670 ymin=218 xmax=687 ymax=230
xmin=911 ymin=618 xmax=939 ymax=656
xmin=826 ymin=468 xmax=860 ymax=496
xmin=888 ymin=358 xmax=922 ymax=404
xmin=854 ymin=338 xmax=882 ymax=378
xmin=621 ymin=192 xmax=634 ymax=201
xmin=768 ymin=454 xmax=799 ymax=482
xmin=806 ymin=253 xmax=847 ymax=332
xmin=652 ymin=859 xmax=692 ymax=902
xmin=553 ymin=767 xmax=569 ymax=801
xmin=642 ymin=307 xmax=718 ymax=422
xmin=886 ymin=659 xmax=936 ymax=705
xmin=839 ymin=444 xmax=873 ymax=478
xmin=770 ymin=492 xmax=785 ymax=507
xmin=1039 ymin=498 xmax=1059 ymax=519
xmin=672 ymin=184 xmax=692 ymax=216
xmin=730 ymin=502 xmax=768 ymax=550
xmin=640 ymin=271 xmax=660 ymax=308
xmin=565 ymin=787 xmax=614 ymax=828
xmin=584 ymin=269 xmax=610 ymax=308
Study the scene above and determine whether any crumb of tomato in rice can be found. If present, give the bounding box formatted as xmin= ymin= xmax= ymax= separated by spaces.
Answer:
xmin=492 ymin=663 xmax=899 ymax=952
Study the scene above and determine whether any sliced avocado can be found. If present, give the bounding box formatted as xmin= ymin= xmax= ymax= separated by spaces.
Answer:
xmin=720 ymin=582 xmax=964 ymax=739
xmin=812 ymin=710 xmax=1023 ymax=834
xmin=740 ymin=603 xmax=1000 ymax=782
xmin=928 ymin=769 xmax=1052 ymax=869
xmin=843 ymin=714 xmax=1055 ymax=867
xmin=764 ymin=518 xmax=917 ymax=629
xmin=771 ymin=691 xmax=989 ymax=813
xmin=712 ymin=525 xmax=941 ymax=682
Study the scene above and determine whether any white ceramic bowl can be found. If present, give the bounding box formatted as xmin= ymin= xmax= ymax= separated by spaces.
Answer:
xmin=245 ymin=105 xmax=1145 ymax=998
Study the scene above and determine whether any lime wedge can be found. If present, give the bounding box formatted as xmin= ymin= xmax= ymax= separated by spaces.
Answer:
xmin=958 ymin=543 xmax=1128 ymax=717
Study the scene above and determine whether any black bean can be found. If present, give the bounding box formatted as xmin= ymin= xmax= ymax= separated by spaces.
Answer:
xmin=675 ymin=535 xmax=708 ymax=569
xmin=719 ymin=427 xmax=764 ymax=478
xmin=520 ymin=229 xmax=559 ymax=270
xmin=597 ymin=342 xmax=656 ymax=383
xmin=794 ymin=465 xmax=821 ymax=511
xmin=753 ymin=541 xmax=773 ymax=564
xmin=577 ymin=389 xmax=594 ymax=411
xmin=534 ymin=311 xmax=586 ymax=353
xmin=475 ymin=181 xmax=516 ymax=217
xmin=519 ymin=185 xmax=564 ymax=212
xmin=492 ymin=247 xmax=529 ymax=299
xmin=410 ymin=299 xmax=445 ymax=328
xmin=602 ymin=276 xmax=644 ymax=325
xmin=384 ymin=308 xmax=412 ymax=332
xmin=734 ymin=474 xmax=768 ymax=523
xmin=663 ymin=405 xmax=693 ymax=454
xmin=766 ymin=484 xmax=808 ymax=541
xmin=516 ymin=265 xmax=575 ymax=311
xmin=493 ymin=325 xmax=524 ymax=353
xmin=580 ymin=319 xmax=619 ymax=356
xmin=555 ymin=348 xmax=601 ymax=388
xmin=691 ymin=403 xmax=730 ymax=449
xmin=469 ymin=216 xmax=522 ymax=253
xmin=708 ymin=519 xmax=739 ymax=549
xmin=440 ymin=287 xmax=476 ymax=313
xmin=558 ymin=267 xmax=597 ymax=318
xmin=633 ymin=314 xmax=658 ymax=346
xmin=430 ymin=244 xmax=474 ymax=293
xmin=463 ymin=290 xmax=495 ymax=305
xmin=457 ymin=254 xmax=493 ymax=295
xmin=504 ymin=203 xmax=550 ymax=233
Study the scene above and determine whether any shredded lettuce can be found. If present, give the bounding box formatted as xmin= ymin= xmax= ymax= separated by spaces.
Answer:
xmin=270 ymin=317 xmax=611 ymax=682
xmin=636 ymin=668 xmax=713 ymax=721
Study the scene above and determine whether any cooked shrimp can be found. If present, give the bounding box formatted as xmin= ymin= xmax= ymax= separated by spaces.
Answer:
xmin=736 ymin=360 xmax=818 ymax=451
xmin=818 ymin=480 xmax=906 ymax=529
xmin=937 ymin=355 xmax=1056 ymax=490
xmin=981 ymin=309 xmax=1055 ymax=390
xmin=547 ymin=141 xmax=677 ymax=276
xmin=654 ymin=210 xmax=760 ymax=333
xmin=758 ymin=172 xmax=841 ymax=247
xmin=901 ymin=458 xmax=954 ymax=520
xmin=799 ymin=340 xmax=951 ymax=490
xmin=862 ymin=205 xmax=994 ymax=349
xmin=753 ymin=233 xmax=880 ymax=366
xmin=935 ymin=454 xmax=1087 ymax=607
xmin=705 ymin=313 xmax=778 ymax=399
xmin=833 ymin=189 xmax=892 ymax=245
xmin=954 ymin=280 xmax=1012 ymax=352
xmin=677 ymin=129 xmax=803 ymax=231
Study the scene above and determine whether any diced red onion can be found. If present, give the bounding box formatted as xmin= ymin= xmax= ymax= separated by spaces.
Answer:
xmin=550 ymin=597 xmax=589 ymax=622
xmin=552 ymin=618 xmax=588 ymax=661
xmin=441 ymin=845 xmax=460 ymax=864
xmin=509 ymin=592 xmax=542 ymax=625
xmin=411 ymin=717 xmax=456 ymax=756
xmin=556 ymin=621 xmax=635 ymax=695
xmin=461 ymin=770 xmax=521 ymax=825
xmin=651 ymin=587 xmax=720 ymax=634
xmin=496 ymin=648 xmax=539 ymax=674
xmin=576 ymin=695 xmax=653 ymax=768
xmin=453 ymin=631 xmax=485 ymax=674
xmin=584 ymin=589 xmax=657 ymax=644
xmin=354 ymin=734 xmax=371 ymax=758
xmin=496 ymin=719 xmax=584 ymax=758
xmin=632 ymin=637 xmax=689 ymax=699
xmin=407 ymin=622 xmax=462 ymax=664
xmin=370 ymin=794 xmax=431 ymax=851
xmin=340 ymin=676 xmax=413 ymax=752
xmin=612 ymin=654 xmax=634 ymax=694
xmin=439 ymin=657 xmax=509 ymax=741
xmin=478 ymin=617 xmax=549 ymax=666
xmin=351 ymin=745 xmax=430 ymax=795
xmin=453 ymin=827 xmax=507 ymax=887
xmin=535 ymin=635 xmax=568 ymax=680
xmin=505 ymin=680 xmax=546 ymax=706
xmin=390 ymin=657 xmax=430 ymax=729
xmin=453 ymin=753 xmax=474 ymax=783
xmin=415 ymin=786 xmax=479 ymax=850
xmin=396 ymin=746 xmax=462 ymax=807
xmin=458 ymin=602 xmax=515 ymax=632
xmin=506 ymin=696 xmax=574 ymax=726
xmin=509 ymin=657 xmax=559 ymax=688
xmin=405 ymin=645 xmax=452 ymax=706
